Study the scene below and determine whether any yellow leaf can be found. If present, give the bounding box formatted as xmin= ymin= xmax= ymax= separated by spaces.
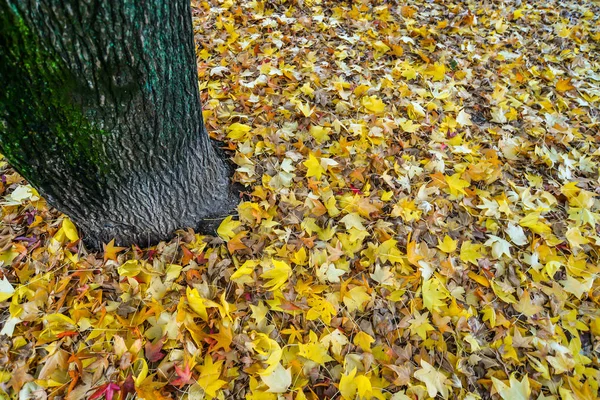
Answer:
xmin=362 ymin=95 xmax=386 ymax=114
xmin=444 ymin=173 xmax=470 ymax=197
xmin=186 ymin=287 xmax=209 ymax=321
xmin=353 ymin=331 xmax=374 ymax=352
xmin=422 ymin=277 xmax=449 ymax=311
xmin=118 ymin=260 xmax=141 ymax=277
xmin=309 ymin=125 xmax=331 ymax=143
xmin=467 ymin=271 xmax=490 ymax=287
xmin=413 ymin=360 xmax=449 ymax=398
xmin=261 ymin=259 xmax=292 ymax=291
xmin=197 ymin=354 xmax=227 ymax=397
xmin=103 ymin=239 xmax=127 ymax=262
xmin=62 ymin=218 xmax=79 ymax=242
xmin=342 ymin=286 xmax=371 ymax=313
xmin=339 ymin=367 xmax=357 ymax=400
xmin=0 ymin=276 xmax=15 ymax=302
xmin=303 ymin=153 xmax=325 ymax=179
xmin=298 ymin=331 xmax=333 ymax=366
xmin=377 ymin=239 xmax=404 ymax=264
xmin=339 ymin=213 xmax=366 ymax=231
xmin=133 ymin=359 xmax=148 ymax=387
xmin=0 ymin=247 xmax=19 ymax=267
xmin=230 ymin=260 xmax=258 ymax=284
xmin=519 ymin=213 xmax=551 ymax=235
xmin=565 ymin=227 xmax=590 ymax=249
xmin=491 ymin=373 xmax=530 ymax=400
xmin=355 ymin=375 xmax=372 ymax=398
xmin=290 ymin=247 xmax=308 ymax=266
xmin=460 ymin=241 xmax=482 ymax=265
xmin=556 ymin=78 xmax=575 ymax=92
xmin=226 ymin=122 xmax=252 ymax=140
xmin=217 ymin=215 xmax=241 ymax=240
xmin=297 ymin=101 xmax=315 ymax=117
xmin=561 ymin=182 xmax=580 ymax=199
xmin=409 ymin=311 xmax=435 ymax=340
xmin=490 ymin=280 xmax=517 ymax=304
xmin=437 ymin=235 xmax=457 ymax=253
xmin=260 ymin=363 xmax=291 ymax=393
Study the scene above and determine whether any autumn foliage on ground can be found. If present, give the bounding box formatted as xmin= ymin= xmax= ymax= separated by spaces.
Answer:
xmin=1 ymin=0 xmax=600 ymax=399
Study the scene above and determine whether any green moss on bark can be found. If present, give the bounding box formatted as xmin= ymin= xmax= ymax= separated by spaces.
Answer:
xmin=0 ymin=5 xmax=109 ymax=187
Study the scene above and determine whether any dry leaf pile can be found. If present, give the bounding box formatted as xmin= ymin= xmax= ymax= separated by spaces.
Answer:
xmin=1 ymin=0 xmax=599 ymax=399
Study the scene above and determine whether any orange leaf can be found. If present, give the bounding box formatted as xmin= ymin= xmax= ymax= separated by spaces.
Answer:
xmin=556 ymin=78 xmax=574 ymax=92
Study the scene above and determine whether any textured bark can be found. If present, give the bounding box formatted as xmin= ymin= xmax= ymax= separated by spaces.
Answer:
xmin=0 ymin=0 xmax=238 ymax=248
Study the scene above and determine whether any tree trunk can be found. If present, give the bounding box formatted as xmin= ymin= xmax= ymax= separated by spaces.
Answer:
xmin=0 ymin=0 xmax=238 ymax=248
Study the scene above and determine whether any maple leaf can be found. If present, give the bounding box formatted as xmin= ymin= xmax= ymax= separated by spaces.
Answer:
xmin=556 ymin=78 xmax=575 ymax=92
xmin=145 ymin=337 xmax=166 ymax=362
xmin=196 ymin=355 xmax=226 ymax=397
xmin=436 ymin=235 xmax=457 ymax=253
xmin=217 ymin=215 xmax=241 ymax=240
xmin=89 ymin=382 xmax=120 ymax=400
xmin=422 ymin=277 xmax=449 ymax=311
xmin=260 ymin=363 xmax=291 ymax=393
xmin=460 ymin=241 xmax=482 ymax=265
xmin=342 ymin=286 xmax=371 ymax=313
xmin=303 ymin=153 xmax=325 ymax=179
xmin=491 ymin=373 xmax=530 ymax=400
xmin=353 ymin=331 xmax=374 ymax=352
xmin=362 ymin=95 xmax=386 ymax=114
xmin=261 ymin=259 xmax=292 ymax=290
xmin=408 ymin=311 xmax=435 ymax=340
xmin=170 ymin=362 xmax=193 ymax=388
xmin=444 ymin=173 xmax=470 ymax=197
xmin=338 ymin=367 xmax=357 ymax=400
xmin=298 ymin=331 xmax=334 ymax=366
xmin=103 ymin=239 xmax=126 ymax=262
xmin=413 ymin=360 xmax=449 ymax=399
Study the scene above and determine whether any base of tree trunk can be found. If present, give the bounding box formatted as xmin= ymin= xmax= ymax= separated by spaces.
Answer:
xmin=75 ymin=142 xmax=240 ymax=250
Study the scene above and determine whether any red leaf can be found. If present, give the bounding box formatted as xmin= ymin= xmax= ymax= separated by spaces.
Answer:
xmin=170 ymin=362 xmax=193 ymax=388
xmin=121 ymin=374 xmax=135 ymax=399
xmin=145 ymin=337 xmax=166 ymax=363
xmin=89 ymin=382 xmax=120 ymax=400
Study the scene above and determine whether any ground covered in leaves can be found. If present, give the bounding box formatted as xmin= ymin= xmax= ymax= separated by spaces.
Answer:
xmin=1 ymin=0 xmax=600 ymax=399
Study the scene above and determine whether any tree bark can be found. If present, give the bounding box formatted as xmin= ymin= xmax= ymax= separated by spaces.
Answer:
xmin=0 ymin=0 xmax=238 ymax=248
